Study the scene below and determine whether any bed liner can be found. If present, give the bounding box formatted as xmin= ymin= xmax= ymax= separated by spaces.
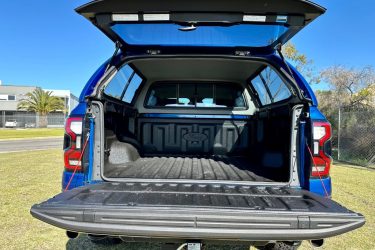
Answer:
xmin=104 ymin=156 xmax=289 ymax=182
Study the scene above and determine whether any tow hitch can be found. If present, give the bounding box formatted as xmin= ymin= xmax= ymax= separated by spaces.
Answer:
xmin=175 ymin=242 xmax=202 ymax=250
xmin=187 ymin=243 xmax=202 ymax=250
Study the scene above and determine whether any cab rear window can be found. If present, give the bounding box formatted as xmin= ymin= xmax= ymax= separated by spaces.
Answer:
xmin=145 ymin=83 xmax=246 ymax=109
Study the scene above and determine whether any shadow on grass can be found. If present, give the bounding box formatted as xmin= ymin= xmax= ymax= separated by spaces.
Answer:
xmin=66 ymin=235 xmax=249 ymax=250
xmin=66 ymin=235 xmax=160 ymax=250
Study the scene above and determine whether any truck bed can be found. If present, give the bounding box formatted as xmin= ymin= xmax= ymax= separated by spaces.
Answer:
xmin=104 ymin=156 xmax=288 ymax=182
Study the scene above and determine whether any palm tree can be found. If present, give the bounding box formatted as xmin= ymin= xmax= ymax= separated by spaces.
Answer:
xmin=17 ymin=88 xmax=65 ymax=128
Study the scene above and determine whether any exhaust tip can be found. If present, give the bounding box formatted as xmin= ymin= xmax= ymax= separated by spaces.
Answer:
xmin=66 ymin=231 xmax=79 ymax=239
xmin=310 ymin=239 xmax=324 ymax=247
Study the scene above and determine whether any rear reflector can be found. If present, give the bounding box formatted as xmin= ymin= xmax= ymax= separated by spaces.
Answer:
xmin=311 ymin=122 xmax=332 ymax=177
xmin=68 ymin=159 xmax=81 ymax=166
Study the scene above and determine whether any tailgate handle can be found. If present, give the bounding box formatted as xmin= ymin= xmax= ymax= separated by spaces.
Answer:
xmin=83 ymin=210 xmax=95 ymax=223
xmin=298 ymin=216 xmax=311 ymax=229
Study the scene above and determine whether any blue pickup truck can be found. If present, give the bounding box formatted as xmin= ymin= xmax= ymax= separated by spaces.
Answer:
xmin=31 ymin=0 xmax=364 ymax=249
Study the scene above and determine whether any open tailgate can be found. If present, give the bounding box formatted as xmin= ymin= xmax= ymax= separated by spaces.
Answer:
xmin=75 ymin=0 xmax=325 ymax=53
xmin=31 ymin=182 xmax=364 ymax=241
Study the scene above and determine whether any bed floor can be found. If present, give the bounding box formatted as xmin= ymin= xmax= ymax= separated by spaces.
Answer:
xmin=104 ymin=156 xmax=289 ymax=182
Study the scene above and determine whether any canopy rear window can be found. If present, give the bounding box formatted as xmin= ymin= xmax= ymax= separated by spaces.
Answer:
xmin=103 ymin=64 xmax=144 ymax=104
xmin=111 ymin=23 xmax=289 ymax=47
xmin=250 ymin=66 xmax=292 ymax=106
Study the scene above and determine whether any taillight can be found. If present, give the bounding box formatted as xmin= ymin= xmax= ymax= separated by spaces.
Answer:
xmin=64 ymin=117 xmax=83 ymax=171
xmin=311 ymin=121 xmax=332 ymax=177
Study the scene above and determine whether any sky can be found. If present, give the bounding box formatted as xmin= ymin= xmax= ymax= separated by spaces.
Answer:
xmin=0 ymin=0 xmax=374 ymax=96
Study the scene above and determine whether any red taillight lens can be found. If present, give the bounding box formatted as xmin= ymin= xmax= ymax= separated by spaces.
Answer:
xmin=64 ymin=117 xmax=83 ymax=171
xmin=311 ymin=122 xmax=332 ymax=177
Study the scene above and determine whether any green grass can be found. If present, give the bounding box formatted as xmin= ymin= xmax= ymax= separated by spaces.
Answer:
xmin=299 ymin=163 xmax=375 ymax=250
xmin=0 ymin=128 xmax=64 ymax=140
xmin=0 ymin=150 xmax=373 ymax=249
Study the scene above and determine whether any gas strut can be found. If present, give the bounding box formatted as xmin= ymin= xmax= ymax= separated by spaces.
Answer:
xmin=105 ymin=41 xmax=121 ymax=72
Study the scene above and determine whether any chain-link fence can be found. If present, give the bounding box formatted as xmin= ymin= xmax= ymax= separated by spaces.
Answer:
xmin=0 ymin=112 xmax=66 ymax=128
xmin=331 ymin=108 xmax=375 ymax=168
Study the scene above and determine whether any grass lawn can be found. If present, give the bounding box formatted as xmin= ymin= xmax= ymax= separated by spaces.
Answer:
xmin=0 ymin=128 xmax=64 ymax=140
xmin=0 ymin=150 xmax=373 ymax=250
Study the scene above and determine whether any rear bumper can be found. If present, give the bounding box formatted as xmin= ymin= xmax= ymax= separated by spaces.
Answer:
xmin=31 ymin=205 xmax=364 ymax=241
xmin=309 ymin=177 xmax=332 ymax=197
xmin=61 ymin=171 xmax=85 ymax=190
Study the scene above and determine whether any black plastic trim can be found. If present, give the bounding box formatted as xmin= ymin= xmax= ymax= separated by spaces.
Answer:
xmin=31 ymin=182 xmax=364 ymax=241
xmin=93 ymin=55 xmax=308 ymax=108
xmin=76 ymin=0 xmax=326 ymax=16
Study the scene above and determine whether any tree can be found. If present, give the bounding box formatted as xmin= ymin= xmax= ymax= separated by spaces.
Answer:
xmin=316 ymin=65 xmax=375 ymax=123
xmin=315 ymin=90 xmax=337 ymax=118
xmin=317 ymin=66 xmax=375 ymax=162
xmin=320 ymin=65 xmax=375 ymax=110
xmin=17 ymin=88 xmax=65 ymax=127
xmin=282 ymin=42 xmax=321 ymax=84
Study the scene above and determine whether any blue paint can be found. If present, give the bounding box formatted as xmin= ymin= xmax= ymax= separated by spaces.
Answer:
xmin=309 ymin=106 xmax=327 ymax=121
xmin=86 ymin=180 xmax=103 ymax=185
xmin=70 ymin=102 xmax=87 ymax=116
xmin=78 ymin=61 xmax=108 ymax=102
xmin=309 ymin=177 xmax=332 ymax=197
xmin=87 ymin=117 xmax=95 ymax=183
xmin=62 ymin=171 xmax=85 ymax=191
xmin=141 ymin=114 xmax=250 ymax=119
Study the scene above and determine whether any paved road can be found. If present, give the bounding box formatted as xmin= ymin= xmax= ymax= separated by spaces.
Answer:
xmin=0 ymin=137 xmax=63 ymax=153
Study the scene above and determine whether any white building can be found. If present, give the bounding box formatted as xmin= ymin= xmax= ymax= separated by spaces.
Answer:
xmin=0 ymin=82 xmax=79 ymax=127
xmin=43 ymin=89 xmax=79 ymax=114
